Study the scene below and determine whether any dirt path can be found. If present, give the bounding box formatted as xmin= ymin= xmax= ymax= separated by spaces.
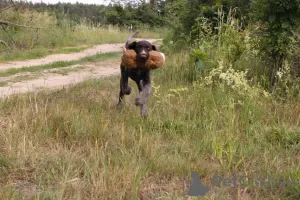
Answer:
xmin=0 ymin=38 xmax=160 ymax=70
xmin=0 ymin=59 xmax=120 ymax=97
xmin=0 ymin=38 xmax=161 ymax=97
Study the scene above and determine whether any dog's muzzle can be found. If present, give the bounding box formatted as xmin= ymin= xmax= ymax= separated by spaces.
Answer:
xmin=139 ymin=50 xmax=147 ymax=60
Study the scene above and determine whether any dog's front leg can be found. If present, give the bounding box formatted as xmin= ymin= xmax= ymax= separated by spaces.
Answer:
xmin=117 ymin=65 xmax=131 ymax=108
xmin=135 ymin=82 xmax=151 ymax=106
xmin=135 ymin=80 xmax=151 ymax=118
xmin=140 ymin=84 xmax=151 ymax=118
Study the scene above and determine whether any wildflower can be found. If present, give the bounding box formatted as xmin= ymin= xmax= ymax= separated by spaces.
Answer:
xmin=263 ymin=90 xmax=270 ymax=98
xmin=219 ymin=73 xmax=227 ymax=80
xmin=276 ymin=71 xmax=283 ymax=79
xmin=193 ymin=58 xmax=270 ymax=99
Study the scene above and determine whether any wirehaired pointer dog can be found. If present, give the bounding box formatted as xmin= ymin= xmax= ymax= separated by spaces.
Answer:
xmin=117 ymin=31 xmax=157 ymax=118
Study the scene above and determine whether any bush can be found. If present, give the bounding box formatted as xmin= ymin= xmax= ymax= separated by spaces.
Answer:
xmin=250 ymin=0 xmax=300 ymax=86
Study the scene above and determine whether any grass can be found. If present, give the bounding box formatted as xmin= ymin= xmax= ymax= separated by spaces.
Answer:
xmin=51 ymin=66 xmax=86 ymax=76
xmin=0 ymin=82 xmax=7 ymax=87
xmin=0 ymin=9 xmax=168 ymax=63
xmin=0 ymin=74 xmax=39 ymax=87
xmin=136 ymin=27 xmax=170 ymax=39
xmin=0 ymin=23 xmax=167 ymax=62
xmin=0 ymin=46 xmax=89 ymax=63
xmin=0 ymin=52 xmax=299 ymax=199
xmin=0 ymin=52 xmax=122 ymax=77
xmin=0 ymin=28 xmax=166 ymax=62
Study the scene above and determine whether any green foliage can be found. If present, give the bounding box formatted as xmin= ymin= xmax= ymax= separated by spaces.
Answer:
xmin=26 ymin=1 xmax=166 ymax=28
xmin=133 ymin=3 xmax=165 ymax=27
xmin=220 ymin=0 xmax=251 ymax=17
xmin=164 ymin=0 xmax=249 ymax=42
xmin=187 ymin=7 xmax=250 ymax=80
xmin=250 ymin=0 xmax=300 ymax=60
xmin=250 ymin=0 xmax=300 ymax=87
xmin=163 ymin=0 xmax=300 ymax=97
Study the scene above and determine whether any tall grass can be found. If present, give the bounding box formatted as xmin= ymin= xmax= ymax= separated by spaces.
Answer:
xmin=0 ymin=7 xmax=299 ymax=200
xmin=0 ymin=50 xmax=299 ymax=199
xmin=0 ymin=9 xmax=168 ymax=62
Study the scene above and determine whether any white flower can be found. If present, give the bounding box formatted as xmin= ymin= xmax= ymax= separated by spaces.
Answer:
xmin=276 ymin=71 xmax=283 ymax=79
xmin=263 ymin=91 xmax=270 ymax=98
xmin=219 ymin=73 xmax=227 ymax=80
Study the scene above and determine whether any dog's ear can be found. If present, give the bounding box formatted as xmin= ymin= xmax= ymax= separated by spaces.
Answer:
xmin=128 ymin=41 xmax=137 ymax=50
xmin=152 ymin=45 xmax=157 ymax=51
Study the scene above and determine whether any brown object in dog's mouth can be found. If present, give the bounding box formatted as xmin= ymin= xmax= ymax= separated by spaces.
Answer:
xmin=145 ymin=51 xmax=165 ymax=69
xmin=121 ymin=50 xmax=165 ymax=69
xmin=121 ymin=50 xmax=137 ymax=68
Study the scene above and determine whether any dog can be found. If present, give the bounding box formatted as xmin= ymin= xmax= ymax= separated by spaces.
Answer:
xmin=117 ymin=32 xmax=157 ymax=118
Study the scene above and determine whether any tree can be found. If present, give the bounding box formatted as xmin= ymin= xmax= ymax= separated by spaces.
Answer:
xmin=0 ymin=0 xmax=44 ymax=51
xmin=251 ymin=0 xmax=300 ymax=87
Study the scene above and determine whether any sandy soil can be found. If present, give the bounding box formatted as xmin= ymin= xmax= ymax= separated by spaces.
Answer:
xmin=0 ymin=59 xmax=120 ymax=97
xmin=0 ymin=39 xmax=161 ymax=97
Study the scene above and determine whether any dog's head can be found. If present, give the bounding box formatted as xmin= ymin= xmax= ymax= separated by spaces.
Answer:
xmin=128 ymin=40 xmax=157 ymax=62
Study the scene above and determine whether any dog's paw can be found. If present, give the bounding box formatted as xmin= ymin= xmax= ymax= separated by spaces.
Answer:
xmin=140 ymin=105 xmax=148 ymax=118
xmin=124 ymin=87 xmax=132 ymax=95
xmin=116 ymin=102 xmax=124 ymax=109
xmin=135 ymin=97 xmax=144 ymax=106
xmin=135 ymin=95 xmax=147 ymax=106
xmin=135 ymin=97 xmax=141 ymax=106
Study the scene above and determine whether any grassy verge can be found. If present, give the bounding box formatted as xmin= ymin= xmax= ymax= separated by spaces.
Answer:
xmin=0 ymin=26 xmax=167 ymax=62
xmin=0 ymin=74 xmax=39 ymax=87
xmin=0 ymin=52 xmax=122 ymax=77
xmin=0 ymin=52 xmax=299 ymax=199
xmin=51 ymin=66 xmax=86 ymax=76
xmin=0 ymin=46 xmax=89 ymax=63
xmin=0 ymin=28 xmax=166 ymax=63
xmin=1 ymin=7 xmax=168 ymax=63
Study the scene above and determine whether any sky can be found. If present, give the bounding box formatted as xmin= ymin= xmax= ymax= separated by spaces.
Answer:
xmin=27 ymin=0 xmax=109 ymax=5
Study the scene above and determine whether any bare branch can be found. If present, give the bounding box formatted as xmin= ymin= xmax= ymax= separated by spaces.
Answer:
xmin=0 ymin=19 xmax=45 ymax=29
xmin=0 ymin=40 xmax=11 ymax=52
xmin=9 ymin=0 xmax=19 ymax=11
xmin=1 ymin=24 xmax=15 ymax=44
xmin=0 ymin=5 xmax=14 ymax=12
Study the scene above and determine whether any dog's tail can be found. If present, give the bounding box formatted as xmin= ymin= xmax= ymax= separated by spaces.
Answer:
xmin=125 ymin=30 xmax=140 ymax=49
